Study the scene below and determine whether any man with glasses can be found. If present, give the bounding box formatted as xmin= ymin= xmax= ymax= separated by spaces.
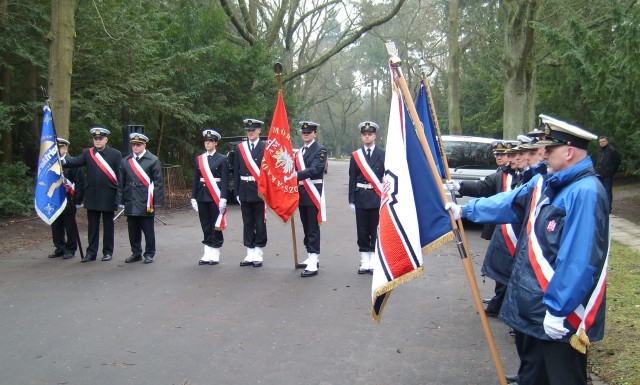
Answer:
xmin=446 ymin=115 xmax=609 ymax=385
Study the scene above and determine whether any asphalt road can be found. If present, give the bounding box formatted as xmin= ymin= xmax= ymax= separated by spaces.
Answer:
xmin=0 ymin=160 xmax=519 ymax=385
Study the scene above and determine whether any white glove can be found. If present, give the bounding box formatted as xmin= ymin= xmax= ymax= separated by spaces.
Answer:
xmin=283 ymin=172 xmax=297 ymax=182
xmin=191 ymin=198 xmax=198 ymax=212
xmin=118 ymin=204 xmax=125 ymax=209
xmin=236 ymin=196 xmax=241 ymax=205
xmin=445 ymin=202 xmax=462 ymax=220
xmin=75 ymin=204 xmax=83 ymax=210
xmin=350 ymin=203 xmax=356 ymax=214
xmin=445 ymin=179 xmax=461 ymax=192
xmin=543 ymin=311 xmax=569 ymax=339
xmin=219 ymin=198 xmax=227 ymax=210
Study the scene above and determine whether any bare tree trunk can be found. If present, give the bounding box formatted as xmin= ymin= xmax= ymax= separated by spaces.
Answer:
xmin=502 ymin=0 xmax=539 ymax=139
xmin=446 ymin=0 xmax=462 ymax=135
xmin=1 ymin=0 xmax=12 ymax=163
xmin=47 ymin=0 xmax=76 ymax=140
xmin=25 ymin=62 xmax=40 ymax=169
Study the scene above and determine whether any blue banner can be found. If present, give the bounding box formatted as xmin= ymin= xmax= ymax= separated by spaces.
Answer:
xmin=405 ymin=90 xmax=453 ymax=253
xmin=415 ymin=81 xmax=446 ymax=179
xmin=35 ymin=105 xmax=67 ymax=225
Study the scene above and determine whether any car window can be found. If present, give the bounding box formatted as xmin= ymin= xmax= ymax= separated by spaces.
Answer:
xmin=443 ymin=140 xmax=495 ymax=169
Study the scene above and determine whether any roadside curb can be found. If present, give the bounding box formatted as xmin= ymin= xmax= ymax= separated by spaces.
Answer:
xmin=610 ymin=215 xmax=640 ymax=253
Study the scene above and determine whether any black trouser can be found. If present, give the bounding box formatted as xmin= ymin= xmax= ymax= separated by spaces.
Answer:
xmin=355 ymin=207 xmax=379 ymax=252
xmin=541 ymin=339 xmax=588 ymax=385
xmin=241 ymin=200 xmax=267 ymax=248
xmin=485 ymin=281 xmax=507 ymax=314
xmin=127 ymin=216 xmax=156 ymax=258
xmin=197 ymin=201 xmax=224 ymax=248
xmin=299 ymin=205 xmax=320 ymax=254
xmin=51 ymin=213 xmax=77 ymax=255
xmin=514 ymin=331 xmax=588 ymax=385
xmin=598 ymin=176 xmax=613 ymax=213
xmin=86 ymin=209 xmax=115 ymax=257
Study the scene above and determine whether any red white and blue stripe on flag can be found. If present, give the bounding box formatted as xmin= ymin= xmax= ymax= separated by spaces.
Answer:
xmin=371 ymin=72 xmax=454 ymax=322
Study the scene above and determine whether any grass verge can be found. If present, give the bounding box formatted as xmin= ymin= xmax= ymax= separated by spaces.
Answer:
xmin=589 ymin=240 xmax=640 ymax=385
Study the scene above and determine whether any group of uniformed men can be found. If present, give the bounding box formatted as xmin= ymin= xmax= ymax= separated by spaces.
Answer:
xmin=445 ymin=114 xmax=609 ymax=385
xmin=50 ymin=119 xmax=384 ymax=279
xmin=49 ymin=113 xmax=609 ymax=385
xmin=57 ymin=128 xmax=163 ymax=264
xmin=188 ymin=118 xmax=383 ymax=278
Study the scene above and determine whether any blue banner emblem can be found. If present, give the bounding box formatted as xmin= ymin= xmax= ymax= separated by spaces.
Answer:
xmin=35 ymin=105 xmax=67 ymax=224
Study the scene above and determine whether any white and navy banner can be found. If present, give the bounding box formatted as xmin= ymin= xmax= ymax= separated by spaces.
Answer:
xmin=371 ymin=80 xmax=423 ymax=322
xmin=35 ymin=105 xmax=67 ymax=225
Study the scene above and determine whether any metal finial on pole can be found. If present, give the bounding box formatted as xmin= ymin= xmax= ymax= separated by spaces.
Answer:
xmin=274 ymin=62 xmax=283 ymax=91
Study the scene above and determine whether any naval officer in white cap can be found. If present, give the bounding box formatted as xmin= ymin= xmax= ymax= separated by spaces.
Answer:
xmin=445 ymin=115 xmax=608 ymax=385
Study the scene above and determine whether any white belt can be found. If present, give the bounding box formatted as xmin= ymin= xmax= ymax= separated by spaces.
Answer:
xmin=240 ymin=176 xmax=256 ymax=182
xmin=299 ymin=179 xmax=323 ymax=185
xmin=356 ymin=182 xmax=373 ymax=189
xmin=200 ymin=177 xmax=221 ymax=182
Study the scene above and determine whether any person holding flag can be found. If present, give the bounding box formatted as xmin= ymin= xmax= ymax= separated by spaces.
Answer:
xmin=191 ymin=129 xmax=229 ymax=266
xmin=348 ymin=121 xmax=385 ymax=274
xmin=235 ymin=118 xmax=268 ymax=268
xmin=445 ymin=141 xmax=519 ymax=317
xmin=446 ymin=115 xmax=609 ymax=385
xmin=62 ymin=127 xmax=122 ymax=262
xmin=284 ymin=121 xmax=327 ymax=277
xmin=47 ymin=138 xmax=85 ymax=260
xmin=116 ymin=133 xmax=164 ymax=264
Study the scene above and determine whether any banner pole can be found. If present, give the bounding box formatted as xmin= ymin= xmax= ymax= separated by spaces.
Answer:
xmin=274 ymin=63 xmax=301 ymax=269
xmin=418 ymin=65 xmax=471 ymax=251
xmin=388 ymin=51 xmax=507 ymax=385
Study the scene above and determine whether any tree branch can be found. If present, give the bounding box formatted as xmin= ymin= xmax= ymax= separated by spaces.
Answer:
xmin=219 ymin=0 xmax=255 ymax=45
xmin=284 ymin=0 xmax=407 ymax=83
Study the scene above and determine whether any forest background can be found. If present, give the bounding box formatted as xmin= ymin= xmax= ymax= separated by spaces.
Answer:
xmin=2 ymin=2 xmax=640 ymax=384
xmin=1 ymin=0 xmax=639 ymax=213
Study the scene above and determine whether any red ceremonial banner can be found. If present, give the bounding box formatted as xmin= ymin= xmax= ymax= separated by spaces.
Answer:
xmin=258 ymin=91 xmax=299 ymax=222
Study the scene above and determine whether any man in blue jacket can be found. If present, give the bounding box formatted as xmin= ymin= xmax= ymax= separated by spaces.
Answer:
xmin=446 ymin=115 xmax=609 ymax=385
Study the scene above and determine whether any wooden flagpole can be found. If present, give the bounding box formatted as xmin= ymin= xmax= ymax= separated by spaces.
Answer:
xmin=386 ymin=47 xmax=507 ymax=385
xmin=418 ymin=61 xmax=470 ymax=249
xmin=273 ymin=63 xmax=301 ymax=269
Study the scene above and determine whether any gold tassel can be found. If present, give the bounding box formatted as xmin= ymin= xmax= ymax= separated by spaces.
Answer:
xmin=569 ymin=329 xmax=590 ymax=354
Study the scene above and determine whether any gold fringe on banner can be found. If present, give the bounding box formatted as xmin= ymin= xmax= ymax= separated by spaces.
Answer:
xmin=371 ymin=266 xmax=424 ymax=323
xmin=421 ymin=231 xmax=455 ymax=255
